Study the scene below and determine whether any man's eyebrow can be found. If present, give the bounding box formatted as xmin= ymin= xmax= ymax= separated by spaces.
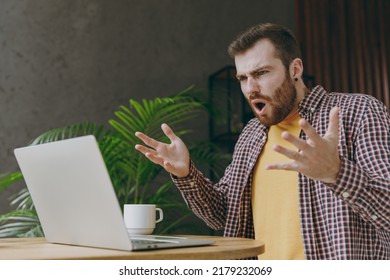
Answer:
xmin=236 ymin=65 xmax=271 ymax=79
xmin=235 ymin=73 xmax=246 ymax=79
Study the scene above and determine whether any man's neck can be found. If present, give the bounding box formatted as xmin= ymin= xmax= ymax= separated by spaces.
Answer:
xmin=296 ymin=84 xmax=310 ymax=102
xmin=282 ymin=85 xmax=309 ymax=123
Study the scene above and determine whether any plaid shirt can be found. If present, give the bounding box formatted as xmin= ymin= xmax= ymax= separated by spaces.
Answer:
xmin=173 ymin=86 xmax=390 ymax=259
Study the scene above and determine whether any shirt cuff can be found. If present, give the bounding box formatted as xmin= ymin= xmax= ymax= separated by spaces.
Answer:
xmin=328 ymin=156 xmax=365 ymax=203
xmin=170 ymin=161 xmax=199 ymax=192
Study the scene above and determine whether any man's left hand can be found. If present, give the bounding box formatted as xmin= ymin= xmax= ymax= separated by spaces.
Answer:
xmin=266 ymin=107 xmax=341 ymax=184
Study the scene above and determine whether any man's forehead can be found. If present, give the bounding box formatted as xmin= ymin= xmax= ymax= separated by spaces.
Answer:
xmin=234 ymin=40 xmax=281 ymax=74
xmin=235 ymin=62 xmax=270 ymax=76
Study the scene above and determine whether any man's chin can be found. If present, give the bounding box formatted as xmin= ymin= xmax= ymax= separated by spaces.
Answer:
xmin=256 ymin=115 xmax=273 ymax=127
xmin=256 ymin=113 xmax=285 ymax=127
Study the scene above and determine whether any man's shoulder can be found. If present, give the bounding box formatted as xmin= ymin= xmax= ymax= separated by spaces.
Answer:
xmin=326 ymin=90 xmax=387 ymax=112
xmin=306 ymin=85 xmax=384 ymax=110
xmin=311 ymin=85 xmax=381 ymax=102
xmin=318 ymin=89 xmax=389 ymax=128
xmin=328 ymin=90 xmax=378 ymax=102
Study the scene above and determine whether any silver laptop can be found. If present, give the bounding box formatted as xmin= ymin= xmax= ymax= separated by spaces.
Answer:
xmin=14 ymin=135 xmax=214 ymax=251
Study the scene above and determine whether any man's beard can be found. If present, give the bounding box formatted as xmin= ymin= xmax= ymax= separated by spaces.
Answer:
xmin=249 ymin=75 xmax=297 ymax=126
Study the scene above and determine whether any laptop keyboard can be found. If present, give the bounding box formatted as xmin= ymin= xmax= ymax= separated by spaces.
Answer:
xmin=128 ymin=235 xmax=180 ymax=250
xmin=129 ymin=237 xmax=175 ymax=250
xmin=131 ymin=239 xmax=167 ymax=245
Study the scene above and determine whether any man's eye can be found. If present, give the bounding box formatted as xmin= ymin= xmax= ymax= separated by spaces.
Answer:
xmin=237 ymin=76 xmax=247 ymax=82
xmin=256 ymin=70 xmax=268 ymax=76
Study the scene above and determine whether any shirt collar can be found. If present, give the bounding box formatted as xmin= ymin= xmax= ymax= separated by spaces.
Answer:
xmin=298 ymin=85 xmax=327 ymax=115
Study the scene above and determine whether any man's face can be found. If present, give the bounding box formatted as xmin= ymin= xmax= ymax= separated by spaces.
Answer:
xmin=235 ymin=39 xmax=298 ymax=126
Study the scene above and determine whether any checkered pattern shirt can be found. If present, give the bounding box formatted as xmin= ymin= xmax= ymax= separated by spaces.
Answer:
xmin=173 ymin=85 xmax=390 ymax=259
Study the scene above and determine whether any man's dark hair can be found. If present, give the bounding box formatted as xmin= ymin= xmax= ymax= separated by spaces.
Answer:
xmin=228 ymin=23 xmax=301 ymax=70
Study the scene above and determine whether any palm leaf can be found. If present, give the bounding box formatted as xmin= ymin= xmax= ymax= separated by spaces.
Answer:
xmin=107 ymin=87 xmax=206 ymax=207
xmin=0 ymin=172 xmax=23 ymax=192
xmin=0 ymin=210 xmax=43 ymax=238
xmin=10 ymin=187 xmax=34 ymax=210
xmin=30 ymin=121 xmax=111 ymax=145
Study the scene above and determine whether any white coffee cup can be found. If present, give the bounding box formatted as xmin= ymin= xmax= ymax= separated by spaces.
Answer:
xmin=123 ymin=204 xmax=163 ymax=235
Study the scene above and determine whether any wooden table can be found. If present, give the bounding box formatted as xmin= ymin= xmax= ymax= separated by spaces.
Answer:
xmin=0 ymin=236 xmax=264 ymax=260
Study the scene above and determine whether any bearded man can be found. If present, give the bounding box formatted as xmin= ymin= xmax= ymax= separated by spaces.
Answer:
xmin=135 ymin=23 xmax=390 ymax=260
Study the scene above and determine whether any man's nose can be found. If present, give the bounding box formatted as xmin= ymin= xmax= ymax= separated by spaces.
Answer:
xmin=246 ymin=77 xmax=260 ymax=95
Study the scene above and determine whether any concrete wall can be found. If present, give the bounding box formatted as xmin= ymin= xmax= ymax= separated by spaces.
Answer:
xmin=0 ymin=0 xmax=295 ymax=214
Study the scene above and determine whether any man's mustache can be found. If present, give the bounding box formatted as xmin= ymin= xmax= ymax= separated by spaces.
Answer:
xmin=249 ymin=92 xmax=271 ymax=102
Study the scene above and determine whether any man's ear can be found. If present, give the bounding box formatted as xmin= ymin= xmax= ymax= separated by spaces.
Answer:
xmin=289 ymin=58 xmax=304 ymax=80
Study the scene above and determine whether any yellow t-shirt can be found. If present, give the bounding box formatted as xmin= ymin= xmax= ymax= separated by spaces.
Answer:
xmin=252 ymin=112 xmax=305 ymax=259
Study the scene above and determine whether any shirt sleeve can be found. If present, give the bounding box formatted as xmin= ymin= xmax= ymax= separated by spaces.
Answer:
xmin=330 ymin=98 xmax=390 ymax=231
xmin=171 ymin=161 xmax=229 ymax=230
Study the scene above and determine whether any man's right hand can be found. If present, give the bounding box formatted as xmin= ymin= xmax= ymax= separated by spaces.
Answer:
xmin=135 ymin=123 xmax=190 ymax=178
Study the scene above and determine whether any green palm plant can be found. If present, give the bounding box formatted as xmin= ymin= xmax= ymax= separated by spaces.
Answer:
xmin=0 ymin=87 xmax=230 ymax=237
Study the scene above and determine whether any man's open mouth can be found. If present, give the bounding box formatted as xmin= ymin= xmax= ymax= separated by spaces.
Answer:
xmin=255 ymin=102 xmax=265 ymax=110
xmin=249 ymin=96 xmax=268 ymax=116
